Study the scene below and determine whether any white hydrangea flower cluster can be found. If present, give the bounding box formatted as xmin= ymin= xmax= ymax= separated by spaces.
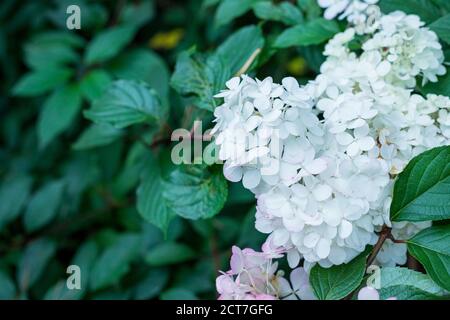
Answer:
xmin=318 ymin=0 xmax=381 ymax=34
xmin=320 ymin=25 xmax=450 ymax=174
xmin=212 ymin=76 xmax=326 ymax=193
xmin=362 ymin=11 xmax=446 ymax=87
xmin=212 ymin=8 xmax=449 ymax=270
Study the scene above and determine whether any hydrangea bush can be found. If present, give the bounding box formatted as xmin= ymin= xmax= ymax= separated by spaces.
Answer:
xmin=211 ymin=0 xmax=450 ymax=300
xmin=1 ymin=0 xmax=450 ymax=300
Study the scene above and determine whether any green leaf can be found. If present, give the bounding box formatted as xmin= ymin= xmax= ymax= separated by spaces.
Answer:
xmin=0 ymin=271 xmax=16 ymax=299
xmin=421 ymin=72 xmax=450 ymax=97
xmin=108 ymin=49 xmax=170 ymax=104
xmin=160 ymin=288 xmax=197 ymax=300
xmin=172 ymin=260 xmax=215 ymax=294
xmin=38 ymin=84 xmax=82 ymax=148
xmin=17 ymin=238 xmax=56 ymax=292
xmin=137 ymin=156 xmax=176 ymax=233
xmin=379 ymin=0 xmax=441 ymax=24
xmin=24 ymin=34 xmax=80 ymax=70
xmin=407 ymin=225 xmax=450 ymax=291
xmin=44 ymin=281 xmax=82 ymax=300
xmin=90 ymin=234 xmax=141 ymax=291
xmin=84 ymin=25 xmax=137 ymax=65
xmin=310 ymin=248 xmax=370 ymax=300
xmin=145 ymin=242 xmax=196 ymax=266
xmin=432 ymin=0 xmax=450 ymax=12
xmin=112 ymin=143 xmax=147 ymax=196
xmin=253 ymin=2 xmax=303 ymax=25
xmin=26 ymin=31 xmax=85 ymax=48
xmin=274 ymin=18 xmax=340 ymax=48
xmin=84 ymin=80 xmax=166 ymax=129
xmin=13 ymin=68 xmax=73 ymax=96
xmin=390 ymin=146 xmax=450 ymax=222
xmin=379 ymin=285 xmax=447 ymax=299
xmin=379 ymin=267 xmax=447 ymax=300
xmin=171 ymin=51 xmax=231 ymax=111
xmin=132 ymin=268 xmax=169 ymax=300
xmin=297 ymin=0 xmax=322 ymax=21
xmin=119 ymin=0 xmax=155 ymax=28
xmin=162 ymin=165 xmax=228 ymax=220
xmin=138 ymin=158 xmax=228 ymax=233
xmin=216 ymin=25 xmax=264 ymax=75
xmin=71 ymin=241 xmax=99 ymax=296
xmin=73 ymin=124 xmax=124 ymax=150
xmin=206 ymin=54 xmax=233 ymax=100
xmin=430 ymin=14 xmax=450 ymax=44
xmin=23 ymin=180 xmax=65 ymax=232
xmin=0 ymin=175 xmax=33 ymax=230
xmin=79 ymin=70 xmax=112 ymax=102
xmin=214 ymin=0 xmax=263 ymax=26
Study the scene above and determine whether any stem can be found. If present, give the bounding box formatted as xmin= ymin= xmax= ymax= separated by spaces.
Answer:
xmin=235 ymin=48 xmax=262 ymax=76
xmin=344 ymin=225 xmax=393 ymax=300
xmin=387 ymin=233 xmax=406 ymax=244
xmin=367 ymin=225 xmax=391 ymax=267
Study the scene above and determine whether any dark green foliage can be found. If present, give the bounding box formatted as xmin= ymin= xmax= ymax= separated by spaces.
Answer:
xmin=2 ymin=0 xmax=450 ymax=301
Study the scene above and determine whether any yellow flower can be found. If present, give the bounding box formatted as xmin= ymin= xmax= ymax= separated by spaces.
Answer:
xmin=286 ymin=57 xmax=307 ymax=76
xmin=149 ymin=28 xmax=184 ymax=50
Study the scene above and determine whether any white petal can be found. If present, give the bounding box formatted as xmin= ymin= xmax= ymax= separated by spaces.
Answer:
xmin=226 ymin=77 xmax=240 ymax=89
xmin=304 ymin=158 xmax=327 ymax=175
xmin=358 ymin=136 xmax=376 ymax=151
xmin=260 ymin=77 xmax=273 ymax=95
xmin=339 ymin=220 xmax=353 ymax=239
xmin=245 ymin=116 xmax=262 ymax=132
xmin=327 ymin=246 xmax=347 ymax=265
xmin=242 ymin=169 xmax=261 ymax=189
xmin=244 ymin=146 xmax=270 ymax=163
xmin=273 ymin=229 xmax=290 ymax=246
xmin=315 ymin=239 xmax=331 ymax=259
xmin=304 ymin=233 xmax=320 ymax=248
xmin=336 ymin=132 xmax=354 ymax=145
xmin=254 ymin=97 xmax=271 ymax=111
xmin=280 ymin=162 xmax=299 ymax=182
xmin=264 ymin=193 xmax=286 ymax=210
xmin=282 ymin=77 xmax=299 ymax=91
xmin=312 ymin=184 xmax=332 ymax=201
xmin=347 ymin=142 xmax=361 ymax=157
xmin=223 ymin=165 xmax=243 ymax=182
xmin=322 ymin=207 xmax=342 ymax=227
xmin=287 ymin=250 xmax=301 ymax=269
xmin=376 ymin=61 xmax=391 ymax=77
xmin=283 ymin=214 xmax=304 ymax=232
xmin=263 ymin=109 xmax=282 ymax=122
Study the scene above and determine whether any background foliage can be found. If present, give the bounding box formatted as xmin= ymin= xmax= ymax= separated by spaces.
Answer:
xmin=1 ymin=0 xmax=449 ymax=300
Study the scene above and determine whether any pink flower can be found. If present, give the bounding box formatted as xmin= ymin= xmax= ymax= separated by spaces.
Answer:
xmin=357 ymin=286 xmax=397 ymax=300
xmin=216 ymin=245 xmax=282 ymax=300
xmin=254 ymin=294 xmax=277 ymax=300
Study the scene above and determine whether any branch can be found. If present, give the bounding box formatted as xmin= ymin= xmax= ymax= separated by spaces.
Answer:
xmin=235 ymin=48 xmax=262 ymax=76
xmin=367 ymin=225 xmax=392 ymax=267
